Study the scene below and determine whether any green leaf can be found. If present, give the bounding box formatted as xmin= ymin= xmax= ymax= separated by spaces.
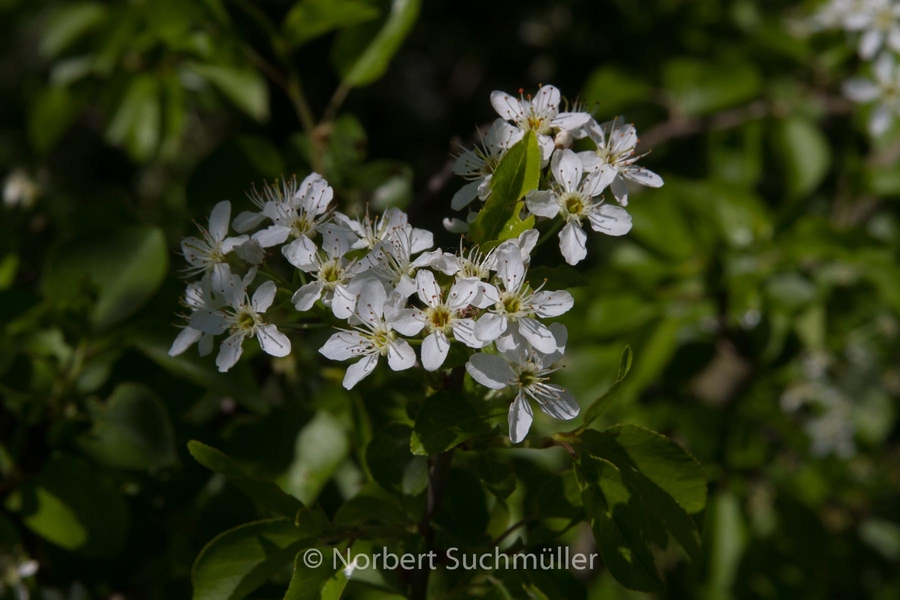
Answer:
xmin=4 ymin=455 xmax=129 ymax=558
xmin=473 ymin=455 xmax=517 ymax=500
xmin=332 ymin=0 xmax=421 ymax=87
xmin=480 ymin=203 xmax=536 ymax=253
xmin=43 ymin=225 xmax=168 ymax=331
xmin=469 ymin=131 xmax=541 ymax=244
xmin=772 ymin=116 xmax=831 ymax=197
xmin=191 ymin=519 xmax=315 ymax=600
xmin=410 ymin=391 xmax=491 ymax=455
xmin=580 ymin=346 xmax=632 ymax=429
xmin=284 ymin=549 xmax=349 ymax=600
xmin=130 ymin=328 xmax=267 ymax=414
xmin=284 ymin=413 xmax=350 ymax=504
xmin=39 ymin=2 xmax=107 ymax=58
xmin=28 ymin=86 xmax=82 ymax=155
xmin=283 ymin=0 xmax=381 ymax=47
xmin=576 ymin=455 xmax=664 ymax=593
xmin=366 ymin=424 xmax=428 ymax=496
xmin=188 ymin=441 xmax=304 ymax=519
xmin=663 ymin=59 xmax=761 ymax=117
xmin=106 ymin=75 xmax=161 ymax=162
xmin=77 ymin=383 xmax=177 ymax=471
xmin=580 ymin=425 xmax=707 ymax=514
xmin=582 ymin=67 xmax=653 ymax=116
xmin=190 ymin=63 xmax=269 ymax=122
xmin=701 ymin=491 xmax=748 ymax=598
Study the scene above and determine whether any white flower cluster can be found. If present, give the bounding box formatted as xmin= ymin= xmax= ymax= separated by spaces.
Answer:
xmin=169 ymin=85 xmax=664 ymax=444
xmin=807 ymin=0 xmax=900 ymax=135
xmin=449 ymin=85 xmax=662 ymax=265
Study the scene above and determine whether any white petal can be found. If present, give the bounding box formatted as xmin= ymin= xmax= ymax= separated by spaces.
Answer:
xmin=251 ymin=280 xmax=278 ymax=312
xmin=388 ymin=308 xmax=426 ymax=336
xmin=577 ymin=150 xmax=604 ymax=172
xmin=552 ymin=111 xmax=593 ymax=132
xmin=582 ymin=164 xmax=617 ymax=196
xmin=394 ymin=274 xmax=418 ymax=298
xmin=474 ymin=312 xmax=507 ymax=342
xmin=410 ymin=228 xmax=434 ymax=254
xmin=220 ymin=234 xmax=249 ymax=255
xmin=610 ymin=175 xmax=630 ymax=206
xmin=531 ymin=289 xmax=575 ymax=318
xmin=525 ymin=190 xmax=560 ymax=218
xmin=610 ymin=123 xmax=638 ymax=154
xmin=168 ymin=327 xmax=202 ymax=357
xmin=859 ymin=29 xmax=883 ymax=59
xmin=190 ymin=310 xmax=229 ymax=334
xmin=551 ymin=149 xmax=582 ymax=192
xmin=216 ymin=332 xmax=245 ymax=372
xmin=497 ymin=246 xmax=525 ymax=292
xmin=537 ymin=134 xmax=556 ymax=164
xmin=208 ymin=201 xmax=231 ymax=242
xmin=442 ymin=218 xmax=469 ymax=234
xmin=508 ymin=393 xmax=534 ymax=444
xmin=330 ymin=283 xmax=356 ymax=319
xmin=589 ymin=204 xmax=633 ymax=236
xmin=233 ymin=210 xmax=267 ymax=233
xmin=292 ymin=282 xmax=324 ymax=311
xmin=415 ymin=269 xmax=442 ymax=307
xmin=320 ymin=331 xmax=367 ymax=361
xmin=532 ymin=85 xmax=561 ymax=118
xmin=199 ymin=333 xmax=214 ymax=356
xmin=235 ymin=239 xmax=265 ymax=265
xmin=257 ymin=324 xmax=291 ymax=357
xmin=446 ymin=278 xmax=480 ymax=310
xmin=518 ymin=317 xmax=559 ymax=354
xmin=843 ymin=78 xmax=880 ymax=102
xmin=252 ymin=224 xmax=292 ymax=248
xmin=491 ymin=90 xmax=526 ymax=122
xmin=356 ymin=278 xmax=388 ymax=323
xmin=485 ymin=119 xmax=520 ymax=150
xmin=559 ymin=221 xmax=588 ymax=266
xmin=343 ymin=354 xmax=378 ymax=389
xmin=466 ymin=353 xmax=516 ymax=389
xmin=874 ymin=52 xmax=895 ymax=82
xmin=421 ymin=331 xmax=451 ymax=371
xmin=210 ymin=263 xmax=232 ymax=296
xmin=471 ymin=281 xmax=500 ymax=309
xmin=282 ymin=235 xmax=318 ymax=271
xmin=452 ymin=319 xmax=489 ymax=348
xmin=430 ymin=252 xmax=461 ymax=275
xmin=535 ymin=387 xmax=580 ymax=420
xmin=623 ymin=167 xmax=664 ymax=188
xmin=451 ymin=180 xmax=482 ymax=210
xmin=387 ymin=339 xmax=417 ymax=371
xmin=870 ymin=103 xmax=894 ymax=136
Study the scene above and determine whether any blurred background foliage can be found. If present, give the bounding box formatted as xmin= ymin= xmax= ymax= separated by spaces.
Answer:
xmin=1 ymin=0 xmax=899 ymax=598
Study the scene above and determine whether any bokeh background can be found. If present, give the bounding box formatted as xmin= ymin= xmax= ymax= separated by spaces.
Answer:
xmin=2 ymin=0 xmax=899 ymax=598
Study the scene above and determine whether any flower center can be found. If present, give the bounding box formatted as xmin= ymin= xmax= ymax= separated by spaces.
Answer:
xmin=561 ymin=191 xmax=587 ymax=216
xmin=371 ymin=327 xmax=397 ymax=353
xmin=319 ymin=260 xmax=342 ymax=284
xmin=234 ymin=309 xmax=261 ymax=334
xmin=500 ymin=292 xmax=521 ymax=315
xmin=425 ymin=305 xmax=453 ymax=332
xmin=291 ymin=216 xmax=315 ymax=239
xmin=518 ymin=363 xmax=542 ymax=388
xmin=525 ymin=114 xmax=550 ymax=135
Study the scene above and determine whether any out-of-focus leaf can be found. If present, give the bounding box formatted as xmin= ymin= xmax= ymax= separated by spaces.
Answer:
xmin=331 ymin=0 xmax=421 ymax=87
xmin=576 ymin=455 xmax=664 ymax=593
xmin=366 ymin=424 xmax=428 ymax=496
xmin=858 ymin=518 xmax=900 ymax=561
xmin=188 ymin=441 xmax=304 ymax=518
xmin=191 ymin=519 xmax=315 ymax=600
xmin=580 ymin=346 xmax=632 ymax=429
xmin=700 ymin=491 xmax=747 ymax=598
xmin=582 ymin=67 xmax=653 ymax=116
xmin=190 ymin=63 xmax=269 ymax=122
xmin=772 ymin=116 xmax=831 ymax=197
xmin=469 ymin=131 xmax=540 ymax=244
xmin=473 ymin=455 xmax=516 ymax=500
xmin=39 ymin=2 xmax=107 ymax=58
xmin=4 ymin=455 xmax=128 ymax=558
xmin=43 ymin=225 xmax=167 ymax=331
xmin=410 ymin=391 xmax=491 ymax=455
xmin=106 ymin=75 xmax=161 ymax=162
xmin=28 ymin=86 xmax=82 ymax=155
xmin=77 ymin=383 xmax=177 ymax=471
xmin=283 ymin=0 xmax=380 ymax=47
xmin=663 ymin=59 xmax=760 ymax=117
xmin=284 ymin=549 xmax=349 ymax=600
xmin=284 ymin=413 xmax=349 ymax=504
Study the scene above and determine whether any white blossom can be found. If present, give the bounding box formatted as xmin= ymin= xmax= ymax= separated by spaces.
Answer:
xmin=319 ymin=279 xmax=416 ymax=389
xmin=364 ymin=224 xmax=435 ymax=297
xmin=490 ymin=85 xmax=592 ymax=164
xmin=578 ymin=117 xmax=663 ymax=206
xmin=844 ymin=0 xmax=900 ymax=59
xmin=168 ymin=276 xmax=222 ymax=358
xmin=466 ymin=323 xmax=577 ymax=444
xmin=451 ymin=119 xmax=519 ymax=210
xmin=289 ymin=226 xmax=369 ymax=319
xmin=526 ymin=149 xmax=632 ymax=265
xmin=474 ymin=247 xmax=574 ymax=353
xmin=844 ymin=52 xmax=900 ymax=135
xmin=189 ymin=274 xmax=291 ymax=372
xmin=334 ymin=207 xmax=430 ymax=252
xmin=181 ymin=200 xmax=248 ymax=290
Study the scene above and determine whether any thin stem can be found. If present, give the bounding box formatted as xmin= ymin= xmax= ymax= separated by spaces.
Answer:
xmin=410 ymin=450 xmax=453 ymax=600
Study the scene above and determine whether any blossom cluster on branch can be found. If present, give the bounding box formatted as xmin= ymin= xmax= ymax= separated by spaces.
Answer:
xmin=169 ymin=85 xmax=663 ymax=444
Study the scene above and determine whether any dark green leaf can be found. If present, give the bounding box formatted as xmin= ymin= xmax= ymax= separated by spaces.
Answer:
xmin=580 ymin=346 xmax=632 ymax=429
xmin=28 ymin=86 xmax=82 ymax=155
xmin=283 ymin=0 xmax=380 ymax=47
xmin=469 ymin=131 xmax=540 ymax=244
xmin=190 ymin=63 xmax=269 ymax=122
xmin=106 ymin=75 xmax=161 ymax=162
xmin=77 ymin=383 xmax=177 ymax=471
xmin=772 ymin=116 xmax=831 ymax=198
xmin=188 ymin=441 xmax=304 ymax=519
xmin=663 ymin=59 xmax=761 ymax=117
xmin=410 ymin=391 xmax=491 ymax=455
xmin=366 ymin=424 xmax=428 ymax=496
xmin=284 ymin=548 xmax=349 ymax=600
xmin=40 ymin=2 xmax=107 ymax=58
xmin=284 ymin=413 xmax=349 ymax=504
xmin=474 ymin=456 xmax=516 ymax=500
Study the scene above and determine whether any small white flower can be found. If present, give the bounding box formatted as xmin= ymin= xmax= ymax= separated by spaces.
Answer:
xmin=168 ymin=276 xmax=222 ymax=358
xmin=319 ymin=279 xmax=416 ymax=389
xmin=364 ymin=224 xmax=435 ymax=297
xmin=290 ymin=226 xmax=369 ymax=319
xmin=844 ymin=0 xmax=900 ymax=59
xmin=181 ymin=200 xmax=249 ymax=290
xmin=466 ymin=323 xmax=578 ymax=444
xmin=248 ymin=174 xmax=334 ymax=260
xmin=490 ymin=85 xmax=592 ymax=164
xmin=389 ymin=270 xmax=489 ymax=371
xmin=526 ymin=149 xmax=632 ymax=265
xmin=451 ymin=119 xmax=519 ymax=210
xmin=3 ymin=168 xmax=40 ymax=209
xmin=578 ymin=117 xmax=663 ymax=206
xmin=334 ymin=207 xmax=431 ymax=252
xmin=442 ymin=217 xmax=470 ymax=234
xmin=844 ymin=52 xmax=900 ymax=135
xmin=189 ymin=274 xmax=291 ymax=372
xmin=474 ymin=247 xmax=574 ymax=354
